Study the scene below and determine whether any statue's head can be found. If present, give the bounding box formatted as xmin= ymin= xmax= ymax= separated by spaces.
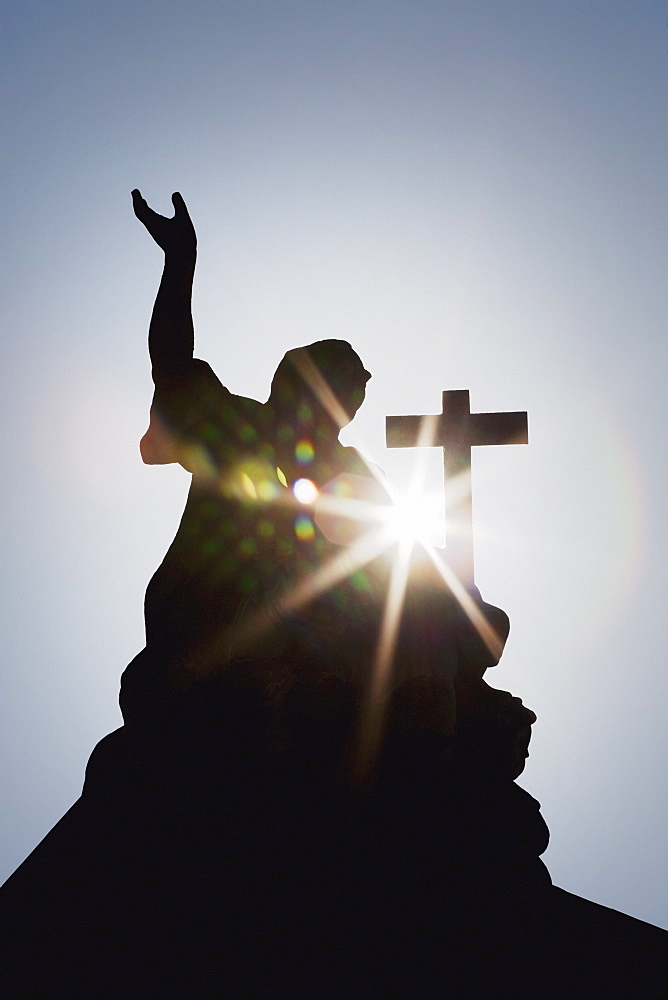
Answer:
xmin=268 ymin=339 xmax=371 ymax=430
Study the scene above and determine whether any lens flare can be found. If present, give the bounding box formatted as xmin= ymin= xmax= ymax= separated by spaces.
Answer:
xmin=357 ymin=534 xmax=414 ymax=780
xmin=294 ymin=514 xmax=315 ymax=541
xmin=295 ymin=439 xmax=315 ymax=464
xmin=293 ymin=478 xmax=318 ymax=504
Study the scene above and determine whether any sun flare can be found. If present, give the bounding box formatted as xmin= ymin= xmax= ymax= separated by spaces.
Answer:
xmin=378 ymin=490 xmax=443 ymax=548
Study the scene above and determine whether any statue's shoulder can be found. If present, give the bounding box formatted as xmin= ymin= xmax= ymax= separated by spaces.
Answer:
xmin=144 ymin=359 xmax=266 ymax=470
xmin=339 ymin=444 xmax=382 ymax=478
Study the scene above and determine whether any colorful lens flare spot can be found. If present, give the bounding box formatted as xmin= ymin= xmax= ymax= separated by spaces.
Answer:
xmin=257 ymin=480 xmax=279 ymax=501
xmin=293 ymin=478 xmax=318 ymax=504
xmin=294 ymin=514 xmax=315 ymax=541
xmin=331 ymin=478 xmax=354 ymax=498
xmin=240 ymin=472 xmax=257 ymax=499
xmin=295 ymin=439 xmax=315 ymax=465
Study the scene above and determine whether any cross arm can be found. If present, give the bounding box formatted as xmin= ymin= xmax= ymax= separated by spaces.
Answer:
xmin=385 ymin=413 xmax=440 ymax=449
xmin=385 ymin=407 xmax=528 ymax=449
xmin=469 ymin=411 xmax=528 ymax=447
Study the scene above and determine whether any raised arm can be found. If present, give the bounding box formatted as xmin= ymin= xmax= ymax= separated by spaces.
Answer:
xmin=132 ymin=190 xmax=197 ymax=379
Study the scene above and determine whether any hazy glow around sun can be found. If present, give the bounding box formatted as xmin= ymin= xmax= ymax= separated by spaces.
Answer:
xmin=379 ymin=489 xmax=444 ymax=547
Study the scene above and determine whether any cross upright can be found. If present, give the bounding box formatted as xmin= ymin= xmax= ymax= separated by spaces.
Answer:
xmin=386 ymin=390 xmax=528 ymax=586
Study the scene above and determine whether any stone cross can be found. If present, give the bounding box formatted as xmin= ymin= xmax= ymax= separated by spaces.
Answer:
xmin=386 ymin=390 xmax=528 ymax=585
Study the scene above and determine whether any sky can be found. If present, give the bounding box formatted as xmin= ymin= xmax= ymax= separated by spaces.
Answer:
xmin=1 ymin=1 xmax=666 ymax=928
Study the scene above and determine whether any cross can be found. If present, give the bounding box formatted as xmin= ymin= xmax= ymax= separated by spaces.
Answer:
xmin=386 ymin=390 xmax=528 ymax=585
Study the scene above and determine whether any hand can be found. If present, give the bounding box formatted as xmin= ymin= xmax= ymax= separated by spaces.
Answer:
xmin=131 ymin=190 xmax=196 ymax=258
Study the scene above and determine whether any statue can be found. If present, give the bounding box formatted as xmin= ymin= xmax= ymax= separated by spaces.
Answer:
xmin=3 ymin=192 xmax=665 ymax=999
xmin=120 ymin=190 xmax=535 ymax=795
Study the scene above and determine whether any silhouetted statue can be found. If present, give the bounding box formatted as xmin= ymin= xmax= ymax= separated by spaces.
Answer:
xmin=4 ymin=192 xmax=664 ymax=999
xmin=121 ymin=193 xmax=514 ymax=757
xmin=121 ymin=191 xmax=381 ymax=726
xmin=119 ymin=191 xmax=542 ymax=805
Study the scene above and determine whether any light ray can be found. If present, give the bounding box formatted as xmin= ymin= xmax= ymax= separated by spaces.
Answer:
xmin=231 ymin=523 xmax=395 ymax=655
xmin=286 ymin=348 xmax=395 ymax=502
xmin=356 ymin=535 xmax=414 ymax=782
xmin=421 ymin=544 xmax=505 ymax=664
xmin=289 ymin=349 xmax=355 ymax=433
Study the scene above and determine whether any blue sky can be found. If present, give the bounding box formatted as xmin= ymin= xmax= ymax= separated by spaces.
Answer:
xmin=2 ymin=2 xmax=666 ymax=927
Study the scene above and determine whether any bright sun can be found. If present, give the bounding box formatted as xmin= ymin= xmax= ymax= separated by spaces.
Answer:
xmin=378 ymin=490 xmax=443 ymax=547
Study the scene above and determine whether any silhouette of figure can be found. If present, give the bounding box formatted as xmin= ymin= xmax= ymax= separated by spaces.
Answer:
xmin=3 ymin=194 xmax=666 ymax=1000
xmin=121 ymin=191 xmax=377 ymax=725
xmin=121 ymin=190 xmax=528 ymax=791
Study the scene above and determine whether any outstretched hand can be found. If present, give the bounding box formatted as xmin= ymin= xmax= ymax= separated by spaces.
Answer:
xmin=132 ymin=190 xmax=196 ymax=258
